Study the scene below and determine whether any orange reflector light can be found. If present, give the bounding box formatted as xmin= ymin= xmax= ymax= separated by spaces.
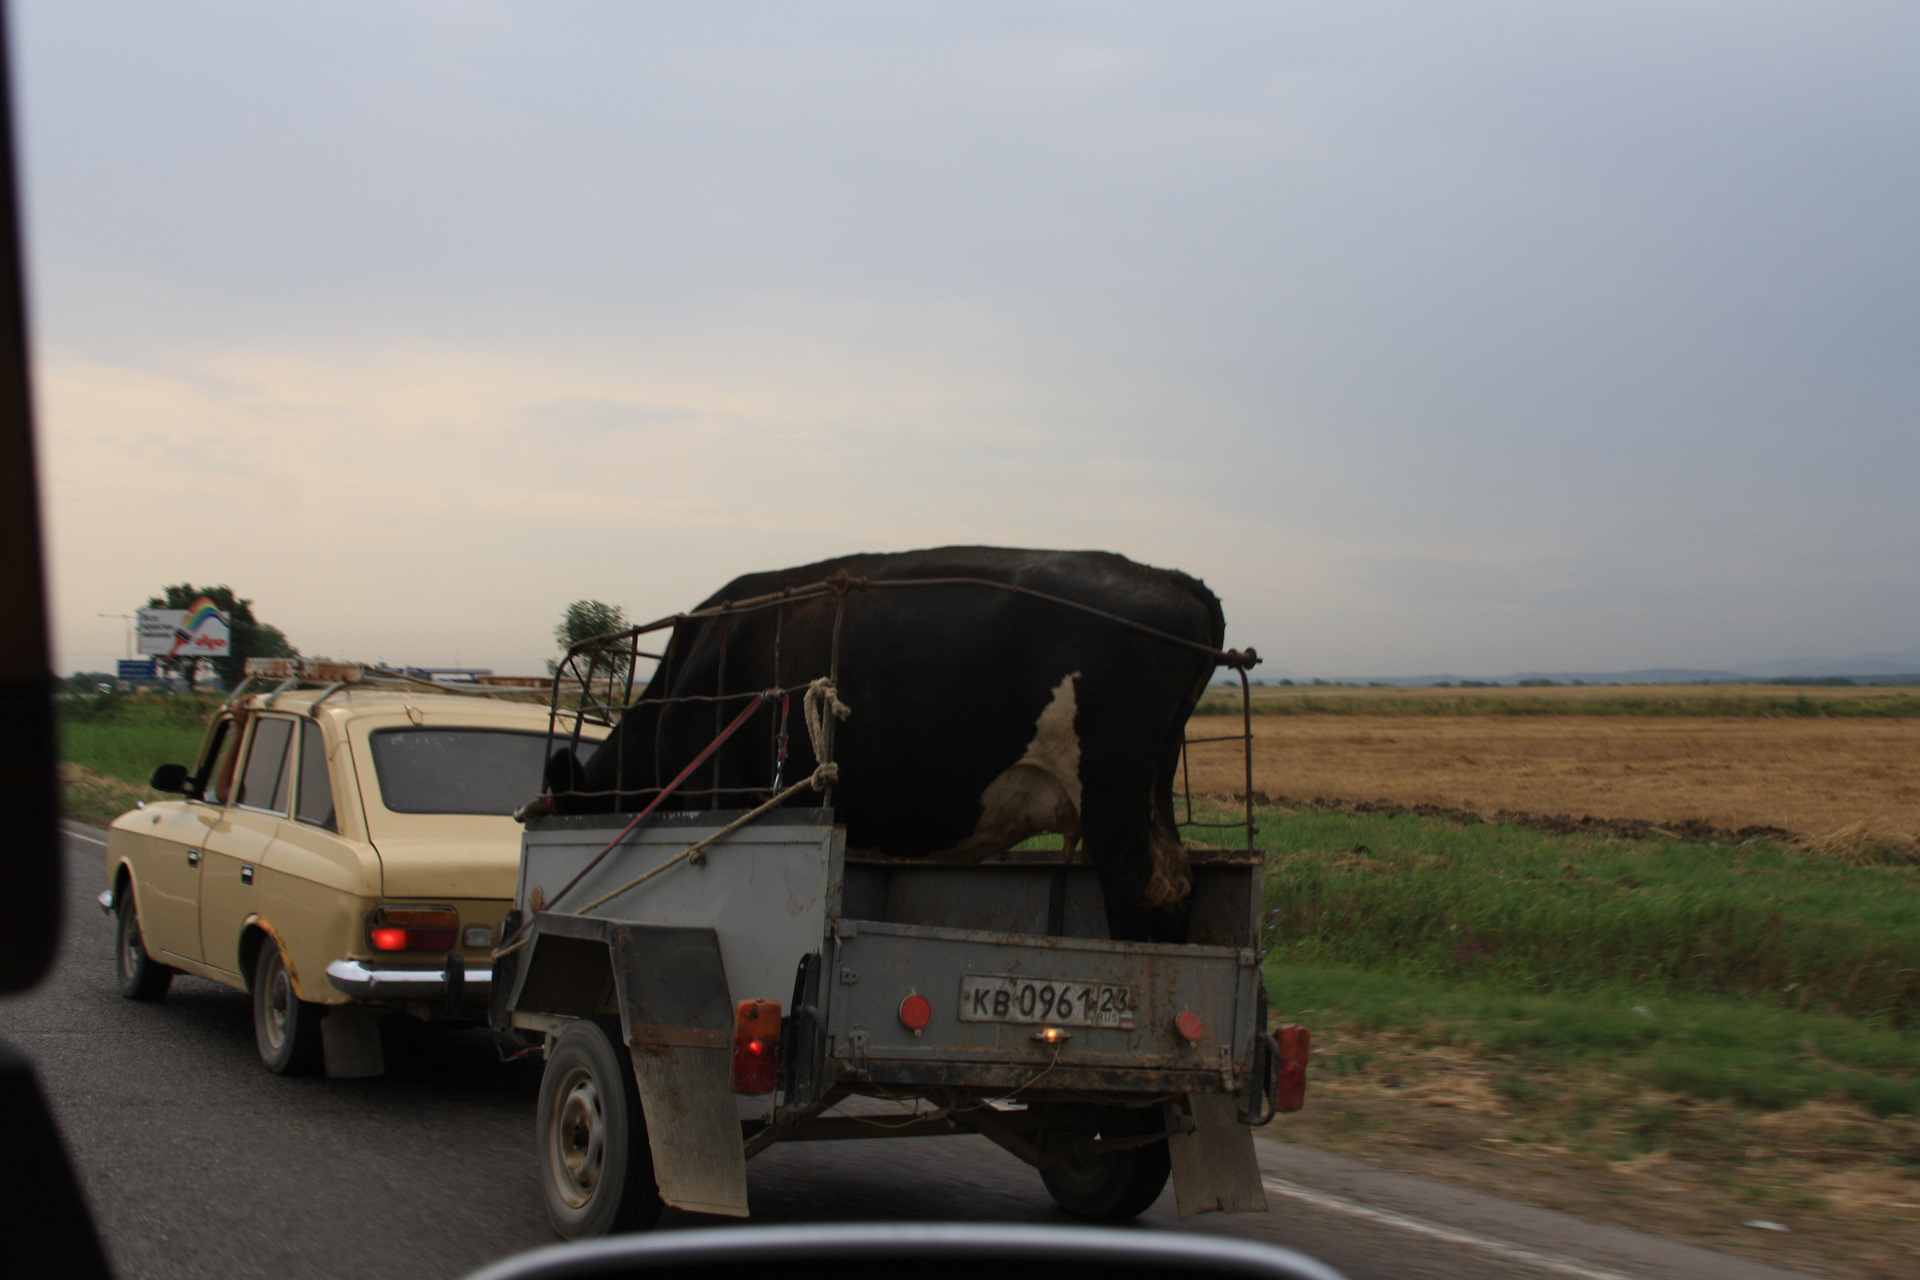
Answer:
xmin=898 ymin=993 xmax=932 ymax=1031
xmin=731 ymin=998 xmax=782 ymax=1095
xmin=1174 ymin=1009 xmax=1204 ymax=1042
xmin=368 ymin=906 xmax=459 ymax=952
xmin=1273 ymin=1023 xmax=1312 ymax=1113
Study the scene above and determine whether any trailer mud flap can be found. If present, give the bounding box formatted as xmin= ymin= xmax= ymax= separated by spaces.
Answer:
xmin=1164 ymin=1093 xmax=1266 ymax=1217
xmin=608 ymin=924 xmax=749 ymax=1218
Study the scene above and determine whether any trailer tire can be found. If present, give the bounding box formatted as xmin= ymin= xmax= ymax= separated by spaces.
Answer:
xmin=1038 ymin=1105 xmax=1172 ymax=1221
xmin=536 ymin=1017 xmax=664 ymax=1240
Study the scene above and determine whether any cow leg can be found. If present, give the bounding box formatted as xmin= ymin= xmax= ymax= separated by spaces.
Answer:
xmin=928 ymin=763 xmax=1080 ymax=864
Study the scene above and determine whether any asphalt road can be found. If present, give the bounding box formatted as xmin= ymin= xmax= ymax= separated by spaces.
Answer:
xmin=1 ymin=826 xmax=1813 ymax=1280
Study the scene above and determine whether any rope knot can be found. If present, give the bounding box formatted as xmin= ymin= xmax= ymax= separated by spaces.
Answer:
xmin=809 ymin=761 xmax=840 ymax=791
xmin=804 ymin=677 xmax=851 ymax=771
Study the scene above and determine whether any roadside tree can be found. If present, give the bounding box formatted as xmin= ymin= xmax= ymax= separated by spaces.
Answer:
xmin=550 ymin=599 xmax=630 ymax=679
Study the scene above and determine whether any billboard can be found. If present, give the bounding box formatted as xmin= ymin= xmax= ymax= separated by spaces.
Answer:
xmin=137 ymin=597 xmax=230 ymax=657
xmin=116 ymin=658 xmax=157 ymax=681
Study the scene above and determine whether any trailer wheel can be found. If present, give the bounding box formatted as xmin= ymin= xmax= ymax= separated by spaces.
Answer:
xmin=536 ymin=1017 xmax=664 ymax=1239
xmin=1038 ymin=1105 xmax=1171 ymax=1221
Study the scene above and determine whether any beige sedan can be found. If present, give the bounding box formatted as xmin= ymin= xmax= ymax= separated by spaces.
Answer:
xmin=102 ymin=676 xmax=589 ymax=1076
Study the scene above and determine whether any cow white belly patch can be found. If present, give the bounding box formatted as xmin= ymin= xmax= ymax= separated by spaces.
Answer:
xmin=931 ymin=672 xmax=1083 ymax=864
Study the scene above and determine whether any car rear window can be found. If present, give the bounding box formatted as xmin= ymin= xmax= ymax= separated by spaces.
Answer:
xmin=368 ymin=728 xmax=565 ymax=816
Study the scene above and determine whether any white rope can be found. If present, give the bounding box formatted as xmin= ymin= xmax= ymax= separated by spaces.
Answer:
xmin=804 ymin=677 xmax=851 ymax=766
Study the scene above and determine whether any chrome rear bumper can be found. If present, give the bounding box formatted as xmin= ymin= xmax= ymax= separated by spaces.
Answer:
xmin=326 ymin=957 xmax=492 ymax=1000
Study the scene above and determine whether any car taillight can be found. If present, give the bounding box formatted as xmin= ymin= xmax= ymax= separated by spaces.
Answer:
xmin=731 ymin=998 xmax=781 ymax=1096
xmin=1274 ymin=1023 xmax=1311 ymax=1112
xmin=368 ymin=906 xmax=459 ymax=953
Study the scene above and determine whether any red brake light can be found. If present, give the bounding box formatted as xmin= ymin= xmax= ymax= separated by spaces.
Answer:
xmin=1273 ymin=1024 xmax=1311 ymax=1112
xmin=731 ymin=998 xmax=782 ymax=1095
xmin=898 ymin=993 xmax=932 ymax=1031
xmin=1174 ymin=1009 xmax=1204 ymax=1042
xmin=368 ymin=906 xmax=459 ymax=953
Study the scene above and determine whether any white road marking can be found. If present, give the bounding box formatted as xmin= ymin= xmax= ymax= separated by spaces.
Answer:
xmin=1261 ymin=1177 xmax=1643 ymax=1280
xmin=63 ymin=828 xmax=107 ymax=846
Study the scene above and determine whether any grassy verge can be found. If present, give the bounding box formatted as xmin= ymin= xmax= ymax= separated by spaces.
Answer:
xmin=55 ymin=692 xmax=218 ymax=824
xmin=1251 ymin=806 xmax=1918 ymax=1247
xmin=1255 ymin=806 xmax=1919 ymax=1024
xmin=1267 ymin=962 xmax=1919 ymax=1119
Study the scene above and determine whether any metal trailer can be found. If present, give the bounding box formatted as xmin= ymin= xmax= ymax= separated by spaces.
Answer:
xmin=488 ymin=571 xmax=1306 ymax=1238
xmin=496 ymin=809 xmax=1285 ymax=1237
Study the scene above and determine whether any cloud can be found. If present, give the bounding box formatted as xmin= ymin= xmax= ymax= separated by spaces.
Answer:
xmin=22 ymin=3 xmax=1919 ymax=677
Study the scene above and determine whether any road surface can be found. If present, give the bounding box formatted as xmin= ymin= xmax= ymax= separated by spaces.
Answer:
xmin=0 ymin=825 xmax=1811 ymax=1280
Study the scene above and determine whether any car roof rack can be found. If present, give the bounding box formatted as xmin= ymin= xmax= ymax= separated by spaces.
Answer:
xmin=230 ymin=658 xmax=561 ymax=711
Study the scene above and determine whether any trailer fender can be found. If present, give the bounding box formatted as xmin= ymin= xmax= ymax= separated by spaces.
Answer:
xmin=608 ymin=923 xmax=749 ymax=1218
xmin=1163 ymin=1093 xmax=1266 ymax=1217
xmin=507 ymin=914 xmax=749 ymax=1218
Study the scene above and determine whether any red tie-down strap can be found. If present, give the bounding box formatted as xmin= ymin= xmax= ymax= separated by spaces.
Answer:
xmin=1273 ymin=1024 xmax=1311 ymax=1113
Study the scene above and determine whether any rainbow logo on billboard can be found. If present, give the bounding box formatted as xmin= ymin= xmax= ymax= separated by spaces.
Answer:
xmin=137 ymin=597 xmax=231 ymax=657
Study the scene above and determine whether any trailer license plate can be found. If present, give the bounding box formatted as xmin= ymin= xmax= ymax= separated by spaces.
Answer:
xmin=957 ymin=976 xmax=1135 ymax=1029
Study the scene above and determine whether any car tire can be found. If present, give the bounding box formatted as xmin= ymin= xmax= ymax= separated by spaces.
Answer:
xmin=1037 ymin=1105 xmax=1172 ymax=1221
xmin=536 ymin=1017 xmax=664 ymax=1239
xmin=252 ymin=941 xmax=324 ymax=1075
xmin=114 ymin=889 xmax=174 ymax=1002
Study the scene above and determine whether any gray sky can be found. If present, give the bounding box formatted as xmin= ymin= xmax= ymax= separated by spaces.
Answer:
xmin=20 ymin=2 xmax=1918 ymax=679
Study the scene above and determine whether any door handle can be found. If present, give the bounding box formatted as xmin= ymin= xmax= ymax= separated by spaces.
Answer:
xmin=187 ymin=849 xmax=201 ymax=868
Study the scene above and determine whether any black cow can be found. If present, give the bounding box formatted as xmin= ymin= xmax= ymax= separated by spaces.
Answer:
xmin=550 ymin=547 xmax=1227 ymax=942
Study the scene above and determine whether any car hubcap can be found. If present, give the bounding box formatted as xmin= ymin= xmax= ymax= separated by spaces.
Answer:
xmin=120 ymin=912 xmax=141 ymax=978
xmin=550 ymin=1067 xmax=604 ymax=1209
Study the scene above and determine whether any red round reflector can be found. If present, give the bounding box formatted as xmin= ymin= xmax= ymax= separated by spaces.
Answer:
xmin=899 ymin=993 xmax=932 ymax=1031
xmin=1174 ymin=1009 xmax=1204 ymax=1042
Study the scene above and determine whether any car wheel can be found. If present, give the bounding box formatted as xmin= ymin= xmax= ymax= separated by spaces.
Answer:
xmin=252 ymin=941 xmax=324 ymax=1075
xmin=114 ymin=889 xmax=173 ymax=1001
xmin=536 ymin=1017 xmax=664 ymax=1239
xmin=1037 ymin=1105 xmax=1172 ymax=1221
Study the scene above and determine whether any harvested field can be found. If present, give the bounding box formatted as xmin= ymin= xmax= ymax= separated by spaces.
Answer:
xmin=1182 ymin=714 xmax=1920 ymax=849
xmin=1195 ymin=681 xmax=1920 ymax=718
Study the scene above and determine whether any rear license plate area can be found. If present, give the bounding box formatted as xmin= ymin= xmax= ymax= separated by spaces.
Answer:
xmin=957 ymin=975 xmax=1135 ymax=1029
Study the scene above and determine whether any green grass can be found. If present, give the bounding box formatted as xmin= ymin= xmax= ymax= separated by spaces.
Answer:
xmin=1253 ymin=806 xmax=1920 ymax=1025
xmin=1265 ymin=961 xmax=1920 ymax=1117
xmin=57 ymin=691 xmax=218 ymax=788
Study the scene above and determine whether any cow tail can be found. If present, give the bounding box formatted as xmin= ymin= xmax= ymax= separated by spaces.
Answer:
xmin=1143 ymin=822 xmax=1192 ymax=907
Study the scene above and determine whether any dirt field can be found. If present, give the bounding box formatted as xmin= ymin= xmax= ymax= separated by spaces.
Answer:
xmin=1182 ymin=714 xmax=1920 ymax=847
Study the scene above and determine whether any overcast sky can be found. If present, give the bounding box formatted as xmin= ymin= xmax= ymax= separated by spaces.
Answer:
xmin=19 ymin=2 xmax=1918 ymax=679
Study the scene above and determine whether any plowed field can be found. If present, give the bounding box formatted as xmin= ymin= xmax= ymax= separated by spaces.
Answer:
xmin=1181 ymin=714 xmax=1920 ymax=847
